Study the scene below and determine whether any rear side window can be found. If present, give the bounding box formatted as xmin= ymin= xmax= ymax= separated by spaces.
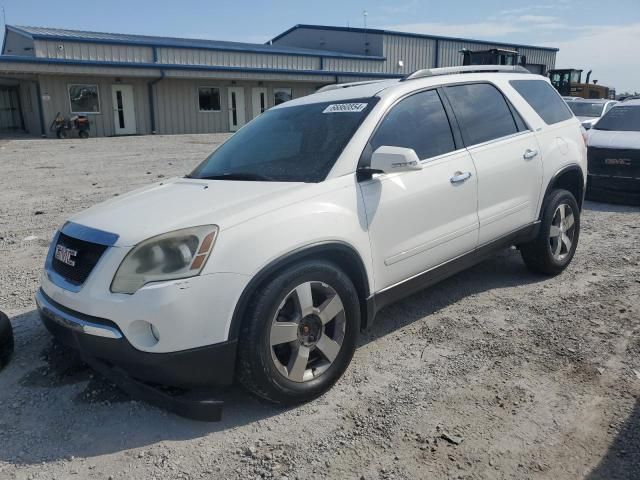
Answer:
xmin=445 ymin=83 xmax=519 ymax=146
xmin=510 ymin=79 xmax=573 ymax=125
xmin=370 ymin=89 xmax=456 ymax=160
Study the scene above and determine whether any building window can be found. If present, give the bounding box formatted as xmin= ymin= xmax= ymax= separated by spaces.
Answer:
xmin=274 ymin=88 xmax=292 ymax=106
xmin=68 ymin=84 xmax=100 ymax=113
xmin=198 ymin=87 xmax=221 ymax=112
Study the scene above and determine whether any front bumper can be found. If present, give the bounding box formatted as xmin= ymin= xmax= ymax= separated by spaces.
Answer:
xmin=36 ymin=289 xmax=236 ymax=420
xmin=586 ymin=174 xmax=640 ymax=206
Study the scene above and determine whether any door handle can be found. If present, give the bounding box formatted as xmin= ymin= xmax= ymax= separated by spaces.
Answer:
xmin=523 ymin=149 xmax=538 ymax=160
xmin=450 ymin=171 xmax=472 ymax=184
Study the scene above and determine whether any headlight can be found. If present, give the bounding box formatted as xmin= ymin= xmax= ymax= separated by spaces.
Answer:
xmin=111 ymin=225 xmax=218 ymax=294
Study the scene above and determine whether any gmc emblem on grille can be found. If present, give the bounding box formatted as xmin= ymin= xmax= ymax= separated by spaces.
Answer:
xmin=605 ymin=158 xmax=631 ymax=166
xmin=55 ymin=245 xmax=78 ymax=267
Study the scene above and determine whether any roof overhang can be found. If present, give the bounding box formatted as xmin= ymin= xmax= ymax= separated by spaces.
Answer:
xmin=0 ymin=55 xmax=404 ymax=82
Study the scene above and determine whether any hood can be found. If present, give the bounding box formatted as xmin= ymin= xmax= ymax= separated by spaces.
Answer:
xmin=69 ymin=177 xmax=305 ymax=246
xmin=577 ymin=116 xmax=598 ymax=124
xmin=587 ymin=129 xmax=640 ymax=150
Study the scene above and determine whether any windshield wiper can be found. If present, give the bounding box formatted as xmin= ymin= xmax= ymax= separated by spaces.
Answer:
xmin=195 ymin=172 xmax=274 ymax=181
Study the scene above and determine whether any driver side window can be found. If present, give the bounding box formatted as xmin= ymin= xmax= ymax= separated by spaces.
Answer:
xmin=369 ymin=89 xmax=456 ymax=161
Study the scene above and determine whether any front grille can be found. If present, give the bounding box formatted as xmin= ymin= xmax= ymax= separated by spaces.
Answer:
xmin=588 ymin=147 xmax=640 ymax=178
xmin=51 ymin=232 xmax=108 ymax=285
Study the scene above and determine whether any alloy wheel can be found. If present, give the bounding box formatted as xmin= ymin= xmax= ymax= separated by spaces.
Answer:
xmin=269 ymin=281 xmax=346 ymax=383
xmin=549 ymin=203 xmax=576 ymax=261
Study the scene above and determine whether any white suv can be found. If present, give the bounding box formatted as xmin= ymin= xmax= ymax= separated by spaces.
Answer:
xmin=36 ymin=66 xmax=587 ymax=417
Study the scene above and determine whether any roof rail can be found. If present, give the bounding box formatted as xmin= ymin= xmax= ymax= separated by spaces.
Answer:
xmin=402 ymin=65 xmax=530 ymax=81
xmin=316 ymin=79 xmax=388 ymax=93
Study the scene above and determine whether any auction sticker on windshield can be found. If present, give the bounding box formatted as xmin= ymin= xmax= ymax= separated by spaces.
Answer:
xmin=322 ymin=103 xmax=368 ymax=113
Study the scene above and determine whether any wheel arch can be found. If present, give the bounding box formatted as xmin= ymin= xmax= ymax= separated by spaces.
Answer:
xmin=540 ymin=164 xmax=585 ymax=218
xmin=228 ymin=242 xmax=372 ymax=342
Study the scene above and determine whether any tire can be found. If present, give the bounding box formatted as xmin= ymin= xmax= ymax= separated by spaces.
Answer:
xmin=237 ymin=260 xmax=360 ymax=405
xmin=0 ymin=311 xmax=14 ymax=371
xmin=56 ymin=129 xmax=69 ymax=139
xmin=79 ymin=130 xmax=89 ymax=139
xmin=520 ymin=189 xmax=580 ymax=275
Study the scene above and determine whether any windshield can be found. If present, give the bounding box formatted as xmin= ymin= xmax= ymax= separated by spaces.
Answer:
xmin=594 ymin=106 xmax=640 ymax=131
xmin=567 ymin=101 xmax=605 ymax=118
xmin=189 ymin=98 xmax=378 ymax=182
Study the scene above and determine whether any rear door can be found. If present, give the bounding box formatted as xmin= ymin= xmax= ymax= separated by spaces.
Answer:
xmin=360 ymin=89 xmax=479 ymax=291
xmin=443 ymin=82 xmax=542 ymax=244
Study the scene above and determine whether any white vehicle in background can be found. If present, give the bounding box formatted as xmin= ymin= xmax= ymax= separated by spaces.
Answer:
xmin=36 ymin=66 xmax=587 ymax=420
xmin=586 ymin=99 xmax=640 ymax=205
xmin=565 ymin=98 xmax=618 ymax=130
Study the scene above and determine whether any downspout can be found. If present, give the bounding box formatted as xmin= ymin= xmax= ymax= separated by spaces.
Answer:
xmin=147 ymin=46 xmax=164 ymax=134
xmin=434 ymin=39 xmax=439 ymax=68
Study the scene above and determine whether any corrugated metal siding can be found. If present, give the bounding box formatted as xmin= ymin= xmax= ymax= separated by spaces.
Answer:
xmin=35 ymin=40 xmax=153 ymax=63
xmin=3 ymin=30 xmax=36 ymax=56
xmin=382 ymin=34 xmax=436 ymax=73
xmin=322 ymin=57 xmax=383 ymax=73
xmin=518 ymin=47 xmax=556 ymax=70
xmin=38 ymin=76 xmax=151 ymax=137
xmin=153 ymin=79 xmax=319 ymax=135
xmin=156 ymin=47 xmax=319 ymax=70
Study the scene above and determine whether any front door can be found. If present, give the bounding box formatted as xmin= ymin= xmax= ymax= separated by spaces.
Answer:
xmin=360 ymin=89 xmax=479 ymax=291
xmin=251 ymin=87 xmax=268 ymax=119
xmin=111 ymin=84 xmax=136 ymax=135
xmin=228 ymin=87 xmax=246 ymax=131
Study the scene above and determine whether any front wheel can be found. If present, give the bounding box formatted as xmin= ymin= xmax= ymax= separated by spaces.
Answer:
xmin=520 ymin=189 xmax=580 ymax=275
xmin=237 ymin=260 xmax=360 ymax=404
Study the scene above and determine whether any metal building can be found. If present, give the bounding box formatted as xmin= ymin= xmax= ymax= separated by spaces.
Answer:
xmin=0 ymin=24 xmax=558 ymax=137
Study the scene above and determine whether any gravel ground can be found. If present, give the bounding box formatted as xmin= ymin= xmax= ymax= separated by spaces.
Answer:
xmin=0 ymin=134 xmax=639 ymax=480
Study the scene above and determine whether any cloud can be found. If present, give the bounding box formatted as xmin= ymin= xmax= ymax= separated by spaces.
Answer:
xmin=543 ymin=23 xmax=640 ymax=92
xmin=517 ymin=15 xmax=560 ymax=23
xmin=499 ymin=3 xmax=569 ymax=16
xmin=385 ymin=7 xmax=567 ymax=39
xmin=384 ymin=21 xmax=524 ymax=38
xmin=378 ymin=1 xmax=420 ymax=15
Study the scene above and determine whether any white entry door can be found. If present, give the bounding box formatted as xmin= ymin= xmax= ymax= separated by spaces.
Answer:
xmin=251 ymin=87 xmax=268 ymax=119
xmin=111 ymin=85 xmax=137 ymax=135
xmin=227 ymin=87 xmax=246 ymax=131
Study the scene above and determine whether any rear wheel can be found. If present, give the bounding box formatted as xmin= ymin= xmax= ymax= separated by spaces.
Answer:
xmin=520 ymin=189 xmax=580 ymax=275
xmin=237 ymin=260 xmax=360 ymax=404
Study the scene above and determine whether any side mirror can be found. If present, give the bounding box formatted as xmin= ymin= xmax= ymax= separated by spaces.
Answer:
xmin=369 ymin=146 xmax=422 ymax=173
